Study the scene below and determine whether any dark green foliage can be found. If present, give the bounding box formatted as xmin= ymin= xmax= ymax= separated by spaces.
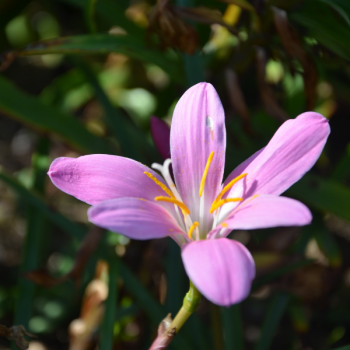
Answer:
xmin=1 ymin=0 xmax=350 ymax=349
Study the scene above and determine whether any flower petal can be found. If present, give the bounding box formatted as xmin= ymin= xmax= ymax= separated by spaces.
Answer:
xmin=150 ymin=116 xmax=171 ymax=160
xmin=48 ymin=155 xmax=171 ymax=205
xmin=222 ymin=195 xmax=311 ymax=231
xmin=88 ymin=198 xmax=185 ymax=240
xmin=170 ymin=83 xmax=226 ymax=228
xmin=225 ymin=112 xmax=330 ymax=200
xmin=181 ymin=238 xmax=255 ymax=306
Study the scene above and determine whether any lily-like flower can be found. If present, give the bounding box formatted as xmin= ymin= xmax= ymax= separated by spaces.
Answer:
xmin=48 ymin=83 xmax=330 ymax=306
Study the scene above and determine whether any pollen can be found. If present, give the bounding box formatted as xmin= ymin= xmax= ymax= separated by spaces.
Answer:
xmin=210 ymin=197 xmax=243 ymax=213
xmin=188 ymin=221 xmax=199 ymax=239
xmin=221 ymin=222 xmax=228 ymax=228
xmin=199 ymin=151 xmax=215 ymax=197
xmin=155 ymin=196 xmax=190 ymax=215
xmin=213 ymin=173 xmax=247 ymax=205
xmin=144 ymin=172 xmax=174 ymax=198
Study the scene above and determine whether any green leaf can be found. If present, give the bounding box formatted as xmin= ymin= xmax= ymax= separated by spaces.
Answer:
xmin=287 ymin=174 xmax=350 ymax=222
xmin=85 ymin=0 xmax=98 ymax=33
xmin=254 ymin=293 xmax=290 ymax=350
xmin=12 ymin=139 xmax=49 ymax=337
xmin=119 ymin=262 xmax=193 ymax=350
xmin=2 ymin=34 xmax=183 ymax=82
xmin=252 ymin=259 xmax=312 ymax=291
xmin=221 ymin=305 xmax=244 ymax=350
xmin=0 ymin=167 xmax=191 ymax=348
xmin=57 ymin=0 xmax=141 ymax=36
xmin=331 ymin=143 xmax=350 ymax=182
xmin=0 ymin=169 xmax=86 ymax=240
xmin=290 ymin=0 xmax=350 ymax=60
xmin=99 ymin=254 xmax=119 ymax=350
xmin=74 ymin=57 xmax=155 ymax=162
xmin=312 ymin=213 xmax=342 ymax=267
xmin=0 ymin=75 xmax=114 ymax=154
xmin=332 ymin=346 xmax=350 ymax=350
xmin=318 ymin=0 xmax=350 ymax=27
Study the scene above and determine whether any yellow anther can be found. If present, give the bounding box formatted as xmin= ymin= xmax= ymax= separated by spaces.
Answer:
xmin=213 ymin=173 xmax=247 ymax=205
xmin=155 ymin=196 xmax=190 ymax=215
xmin=210 ymin=198 xmax=243 ymax=214
xmin=144 ymin=172 xmax=174 ymax=198
xmin=199 ymin=151 xmax=215 ymax=197
xmin=221 ymin=222 xmax=228 ymax=228
xmin=188 ymin=221 xmax=199 ymax=239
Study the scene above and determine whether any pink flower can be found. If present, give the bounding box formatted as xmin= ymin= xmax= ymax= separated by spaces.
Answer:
xmin=48 ymin=83 xmax=330 ymax=306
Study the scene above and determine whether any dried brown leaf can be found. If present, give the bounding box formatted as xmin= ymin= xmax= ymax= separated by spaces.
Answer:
xmin=0 ymin=325 xmax=35 ymax=350
xmin=225 ymin=68 xmax=250 ymax=126
xmin=148 ymin=1 xmax=199 ymax=54
xmin=173 ymin=6 xmax=238 ymax=34
xmin=69 ymin=260 xmax=108 ymax=350
xmin=23 ymin=269 xmax=67 ymax=288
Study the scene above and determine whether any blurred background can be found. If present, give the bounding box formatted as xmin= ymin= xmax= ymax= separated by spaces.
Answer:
xmin=1 ymin=0 xmax=350 ymax=349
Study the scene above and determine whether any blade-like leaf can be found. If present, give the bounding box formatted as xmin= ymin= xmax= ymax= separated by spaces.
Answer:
xmin=99 ymin=254 xmax=119 ymax=350
xmin=57 ymin=0 xmax=141 ymax=36
xmin=0 ymin=169 xmax=86 ymax=240
xmin=1 ymin=34 xmax=183 ymax=82
xmin=254 ymin=293 xmax=290 ymax=350
xmin=252 ymin=259 xmax=312 ymax=291
xmin=221 ymin=305 xmax=244 ymax=350
xmin=74 ymin=58 xmax=155 ymax=162
xmin=290 ymin=0 xmax=350 ymax=61
xmin=312 ymin=213 xmax=342 ymax=268
xmin=12 ymin=139 xmax=49 ymax=338
xmin=0 ymin=75 xmax=114 ymax=154
xmin=287 ymin=174 xmax=350 ymax=222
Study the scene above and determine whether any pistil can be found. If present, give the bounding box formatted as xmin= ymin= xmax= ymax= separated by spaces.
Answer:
xmin=188 ymin=222 xmax=199 ymax=239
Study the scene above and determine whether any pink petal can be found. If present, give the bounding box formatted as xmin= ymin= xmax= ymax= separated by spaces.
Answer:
xmin=170 ymin=83 xmax=226 ymax=229
xmin=150 ymin=116 xmax=171 ymax=160
xmin=222 ymin=195 xmax=311 ymax=231
xmin=48 ymin=155 xmax=171 ymax=205
xmin=88 ymin=198 xmax=185 ymax=240
xmin=182 ymin=238 xmax=255 ymax=306
xmin=225 ymin=112 xmax=330 ymax=200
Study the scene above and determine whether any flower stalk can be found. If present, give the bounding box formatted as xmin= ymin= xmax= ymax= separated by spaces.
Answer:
xmin=149 ymin=281 xmax=201 ymax=350
xmin=170 ymin=281 xmax=201 ymax=333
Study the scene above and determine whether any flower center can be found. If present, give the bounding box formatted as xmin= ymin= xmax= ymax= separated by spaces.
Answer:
xmin=146 ymin=154 xmax=248 ymax=241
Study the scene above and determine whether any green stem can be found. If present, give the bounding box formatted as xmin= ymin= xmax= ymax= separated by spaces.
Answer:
xmin=169 ymin=281 xmax=201 ymax=333
xmin=85 ymin=0 xmax=98 ymax=33
xmin=99 ymin=253 xmax=119 ymax=350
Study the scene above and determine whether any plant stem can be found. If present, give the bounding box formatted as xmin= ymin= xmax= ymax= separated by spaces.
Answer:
xmin=149 ymin=281 xmax=201 ymax=349
xmin=169 ymin=281 xmax=201 ymax=333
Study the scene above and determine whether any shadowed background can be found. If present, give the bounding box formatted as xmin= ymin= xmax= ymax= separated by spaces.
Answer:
xmin=1 ymin=0 xmax=350 ymax=349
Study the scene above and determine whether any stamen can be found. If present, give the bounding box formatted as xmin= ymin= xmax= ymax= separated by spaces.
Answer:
xmin=144 ymin=172 xmax=174 ymax=198
xmin=155 ymin=196 xmax=191 ymax=215
xmin=152 ymin=160 xmax=183 ymax=202
xmin=210 ymin=198 xmax=243 ymax=213
xmin=199 ymin=151 xmax=215 ymax=197
xmin=213 ymin=173 xmax=247 ymax=204
xmin=188 ymin=221 xmax=199 ymax=239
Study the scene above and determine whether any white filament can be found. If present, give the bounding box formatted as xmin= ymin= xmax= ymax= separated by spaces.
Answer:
xmin=199 ymin=191 xmax=205 ymax=238
xmin=152 ymin=159 xmax=194 ymax=234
